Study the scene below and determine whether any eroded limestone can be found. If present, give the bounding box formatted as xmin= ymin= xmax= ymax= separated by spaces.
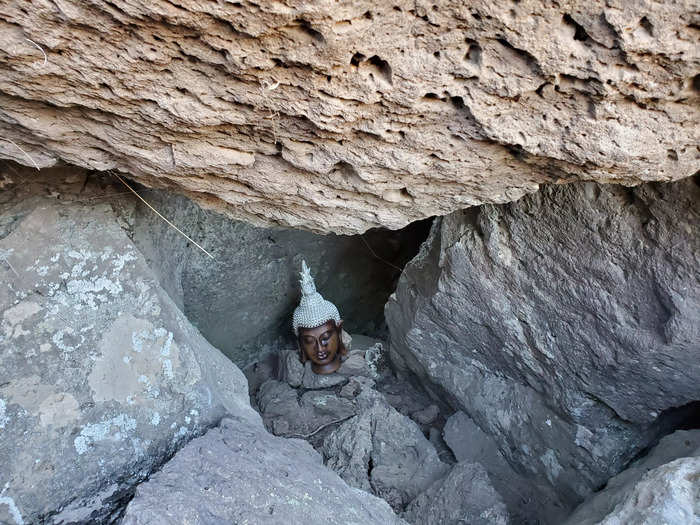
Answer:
xmin=1 ymin=1 xmax=697 ymax=233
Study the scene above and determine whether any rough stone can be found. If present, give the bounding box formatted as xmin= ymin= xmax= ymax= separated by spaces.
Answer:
xmin=280 ymin=348 xmax=305 ymax=388
xmin=300 ymin=390 xmax=356 ymax=425
xmin=402 ymin=462 xmax=510 ymax=525
xmin=322 ymin=385 xmax=449 ymax=510
xmin=243 ymin=350 xmax=279 ymax=398
xmin=411 ymin=404 xmax=440 ymax=426
xmin=0 ymin=168 xmax=257 ymax=524
xmin=1 ymin=2 xmax=697 ymax=233
xmin=339 ymin=376 xmax=377 ymax=399
xmin=442 ymin=411 xmax=569 ymax=524
xmin=126 ymin=187 xmax=426 ymax=365
xmin=255 ymin=380 xmax=302 ymax=435
xmin=386 ymin=179 xmax=700 ymax=507
xmin=588 ymin=458 xmax=700 ymax=525
xmin=443 ymin=411 xmax=497 ymax=464
xmin=565 ymin=430 xmax=700 ymax=525
xmin=256 ymin=379 xmax=356 ymax=438
xmin=337 ymin=348 xmax=380 ymax=379
xmin=120 ymin=417 xmax=407 ymax=525
xmin=301 ymin=361 xmax=349 ymax=390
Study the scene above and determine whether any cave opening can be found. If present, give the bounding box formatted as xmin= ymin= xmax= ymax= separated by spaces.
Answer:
xmin=123 ymin=184 xmax=433 ymax=368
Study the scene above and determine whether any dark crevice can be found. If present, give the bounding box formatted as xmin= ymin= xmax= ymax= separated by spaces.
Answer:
xmin=639 ymin=16 xmax=654 ymax=37
xmin=496 ymin=38 xmax=541 ymax=74
xmin=291 ymin=19 xmax=326 ymax=44
xmin=350 ymin=52 xmax=366 ymax=66
xmin=563 ymin=14 xmax=591 ymax=42
xmin=624 ymin=401 xmax=700 ymax=468
xmin=367 ymin=55 xmax=393 ymax=85
xmin=127 ymin=185 xmax=432 ymax=366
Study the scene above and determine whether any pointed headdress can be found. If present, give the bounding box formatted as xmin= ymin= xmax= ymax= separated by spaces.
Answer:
xmin=292 ymin=260 xmax=341 ymax=336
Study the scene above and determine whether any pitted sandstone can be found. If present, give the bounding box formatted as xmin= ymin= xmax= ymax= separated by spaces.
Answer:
xmin=0 ymin=1 xmax=697 ymax=233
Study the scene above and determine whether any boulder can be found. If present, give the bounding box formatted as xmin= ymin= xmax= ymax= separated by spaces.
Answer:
xmin=589 ymin=458 xmax=699 ymax=525
xmin=565 ymin=430 xmax=700 ymax=525
xmin=0 ymin=168 xmax=257 ymax=524
xmin=443 ymin=411 xmax=501 ymax=464
xmin=411 ymin=404 xmax=440 ymax=426
xmin=256 ymin=379 xmax=356 ymax=438
xmin=120 ymin=416 xmax=407 ymax=525
xmin=337 ymin=337 xmax=385 ymax=379
xmin=322 ymin=385 xmax=449 ymax=510
xmin=402 ymin=462 xmax=510 ymax=525
xmin=443 ymin=411 xmax=569 ymax=524
xmin=386 ymin=179 xmax=700 ymax=506
xmin=1 ymin=2 xmax=696 ymax=233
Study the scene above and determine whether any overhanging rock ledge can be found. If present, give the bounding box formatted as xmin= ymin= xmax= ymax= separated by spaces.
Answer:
xmin=1 ymin=0 xmax=698 ymax=233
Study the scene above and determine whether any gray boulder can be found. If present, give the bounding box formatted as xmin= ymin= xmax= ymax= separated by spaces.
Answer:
xmin=443 ymin=411 xmax=569 ymax=524
xmin=121 ymin=416 xmax=407 ymax=525
xmin=565 ymin=430 xmax=700 ymax=525
xmin=322 ymin=385 xmax=449 ymax=510
xmin=337 ymin=345 xmax=383 ymax=380
xmin=443 ymin=411 xmax=495 ymax=463
xmin=386 ymin=179 xmax=700 ymax=506
xmin=403 ymin=462 xmax=510 ymax=525
xmin=256 ymin=379 xmax=356 ymax=438
xmin=0 ymin=170 xmax=257 ymax=524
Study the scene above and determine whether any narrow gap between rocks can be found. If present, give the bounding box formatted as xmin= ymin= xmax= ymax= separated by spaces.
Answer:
xmin=123 ymin=182 xmax=433 ymax=367
xmin=119 ymin=176 xmax=469 ymax=518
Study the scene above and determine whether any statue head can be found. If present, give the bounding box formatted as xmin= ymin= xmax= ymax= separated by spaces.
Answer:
xmin=293 ymin=261 xmax=346 ymax=374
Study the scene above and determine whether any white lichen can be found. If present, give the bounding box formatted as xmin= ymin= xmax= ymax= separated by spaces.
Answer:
xmin=0 ymin=495 xmax=24 ymax=525
xmin=0 ymin=399 xmax=9 ymax=429
xmin=73 ymin=414 xmax=137 ymax=455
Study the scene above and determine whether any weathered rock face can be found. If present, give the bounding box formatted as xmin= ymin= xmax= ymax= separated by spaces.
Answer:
xmin=0 ymin=167 xmax=257 ymax=523
xmin=442 ymin=411 xmax=568 ymax=524
xmin=322 ymin=385 xmax=450 ymax=511
xmin=127 ymin=188 xmax=429 ymax=365
xmin=1 ymin=1 xmax=697 ymax=233
xmin=565 ymin=429 xmax=700 ymax=525
xmin=120 ymin=417 xmax=407 ymax=525
xmin=402 ymin=462 xmax=510 ymax=525
xmin=386 ymin=178 xmax=700 ymax=506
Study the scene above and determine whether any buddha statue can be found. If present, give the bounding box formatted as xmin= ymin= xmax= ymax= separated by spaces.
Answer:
xmin=292 ymin=260 xmax=347 ymax=374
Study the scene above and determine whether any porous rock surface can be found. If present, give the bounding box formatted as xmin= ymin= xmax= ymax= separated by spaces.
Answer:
xmin=565 ymin=430 xmax=700 ymax=525
xmin=121 ymin=416 xmax=407 ymax=525
xmin=0 ymin=167 xmax=257 ymax=523
xmin=1 ymin=1 xmax=698 ymax=233
xmin=386 ymin=178 xmax=700 ymax=506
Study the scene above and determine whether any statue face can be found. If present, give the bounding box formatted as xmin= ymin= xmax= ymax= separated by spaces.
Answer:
xmin=298 ymin=320 xmax=343 ymax=374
